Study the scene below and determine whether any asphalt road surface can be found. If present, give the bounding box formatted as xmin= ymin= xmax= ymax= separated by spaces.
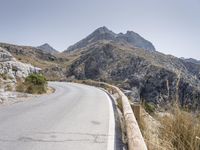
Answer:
xmin=0 ymin=82 xmax=115 ymax=150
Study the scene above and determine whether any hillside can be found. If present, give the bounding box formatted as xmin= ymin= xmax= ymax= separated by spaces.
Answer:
xmin=0 ymin=43 xmax=67 ymax=80
xmin=66 ymin=40 xmax=200 ymax=110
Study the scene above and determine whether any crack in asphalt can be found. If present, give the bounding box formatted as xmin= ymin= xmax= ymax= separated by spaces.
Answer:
xmin=17 ymin=137 xmax=93 ymax=143
xmin=0 ymin=132 xmax=112 ymax=144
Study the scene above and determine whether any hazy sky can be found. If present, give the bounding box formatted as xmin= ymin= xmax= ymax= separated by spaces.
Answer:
xmin=0 ymin=0 xmax=199 ymax=59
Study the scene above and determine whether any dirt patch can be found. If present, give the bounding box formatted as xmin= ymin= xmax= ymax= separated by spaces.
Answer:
xmin=45 ymin=86 xmax=55 ymax=95
xmin=0 ymin=86 xmax=55 ymax=107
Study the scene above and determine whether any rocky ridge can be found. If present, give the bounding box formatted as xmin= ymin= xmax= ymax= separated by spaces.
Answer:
xmin=64 ymin=26 xmax=155 ymax=53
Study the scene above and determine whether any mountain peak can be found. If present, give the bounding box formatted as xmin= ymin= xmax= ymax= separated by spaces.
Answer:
xmin=42 ymin=43 xmax=51 ymax=47
xmin=65 ymin=27 xmax=156 ymax=52
xmin=92 ymin=26 xmax=116 ymax=37
xmin=37 ymin=43 xmax=58 ymax=54
xmin=94 ymin=26 xmax=112 ymax=33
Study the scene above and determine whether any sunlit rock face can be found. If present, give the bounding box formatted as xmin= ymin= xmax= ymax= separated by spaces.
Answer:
xmin=0 ymin=47 xmax=41 ymax=80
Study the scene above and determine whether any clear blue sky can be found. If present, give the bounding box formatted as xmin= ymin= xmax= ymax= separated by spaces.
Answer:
xmin=0 ymin=0 xmax=199 ymax=59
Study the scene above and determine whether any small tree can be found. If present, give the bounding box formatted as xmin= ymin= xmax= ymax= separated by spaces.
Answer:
xmin=25 ymin=73 xmax=47 ymax=85
xmin=17 ymin=73 xmax=47 ymax=94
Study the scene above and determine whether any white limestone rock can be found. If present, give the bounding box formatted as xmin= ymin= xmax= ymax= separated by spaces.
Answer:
xmin=0 ymin=47 xmax=41 ymax=102
xmin=0 ymin=47 xmax=41 ymax=79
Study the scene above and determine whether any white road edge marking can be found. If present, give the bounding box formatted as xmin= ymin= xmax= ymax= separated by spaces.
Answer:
xmin=105 ymin=93 xmax=115 ymax=150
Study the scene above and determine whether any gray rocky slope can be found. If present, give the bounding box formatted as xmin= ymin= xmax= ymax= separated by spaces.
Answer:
xmin=66 ymin=40 xmax=200 ymax=110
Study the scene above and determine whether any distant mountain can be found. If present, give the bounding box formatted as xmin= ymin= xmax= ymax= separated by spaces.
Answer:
xmin=64 ymin=26 xmax=155 ymax=52
xmin=37 ymin=43 xmax=58 ymax=54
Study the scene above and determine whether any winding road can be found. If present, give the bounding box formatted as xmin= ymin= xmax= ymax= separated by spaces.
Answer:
xmin=0 ymin=82 xmax=115 ymax=150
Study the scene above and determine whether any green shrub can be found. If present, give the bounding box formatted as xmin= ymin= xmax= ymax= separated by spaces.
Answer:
xmin=16 ymin=73 xmax=47 ymax=94
xmin=144 ymin=102 xmax=156 ymax=114
xmin=25 ymin=73 xmax=47 ymax=85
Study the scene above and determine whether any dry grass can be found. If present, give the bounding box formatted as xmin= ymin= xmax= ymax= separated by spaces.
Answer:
xmin=140 ymin=105 xmax=200 ymax=150
xmin=16 ymin=82 xmax=47 ymax=94
xmin=158 ymin=106 xmax=200 ymax=150
xmin=139 ymin=108 xmax=166 ymax=150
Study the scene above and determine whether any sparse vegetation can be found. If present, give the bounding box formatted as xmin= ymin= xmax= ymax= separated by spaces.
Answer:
xmin=16 ymin=73 xmax=47 ymax=94
xmin=6 ymin=84 xmax=14 ymax=91
xmin=140 ymin=105 xmax=200 ymax=150
xmin=0 ymin=73 xmax=8 ymax=80
xmin=158 ymin=107 xmax=200 ymax=150
xmin=116 ymin=97 xmax=123 ymax=111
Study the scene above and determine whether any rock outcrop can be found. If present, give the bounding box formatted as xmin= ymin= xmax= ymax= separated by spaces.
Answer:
xmin=0 ymin=47 xmax=41 ymax=80
xmin=42 ymin=66 xmax=66 ymax=81
xmin=0 ymin=47 xmax=41 ymax=102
